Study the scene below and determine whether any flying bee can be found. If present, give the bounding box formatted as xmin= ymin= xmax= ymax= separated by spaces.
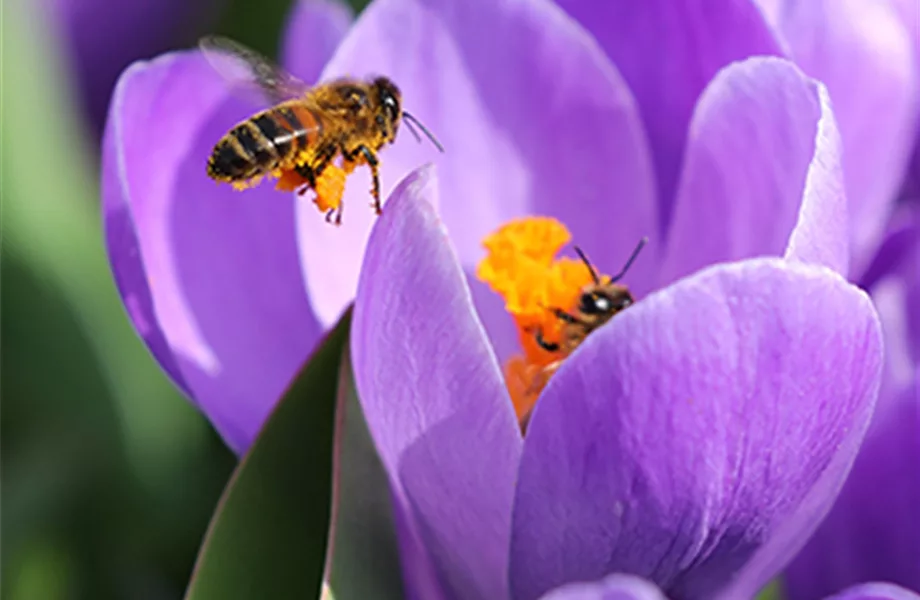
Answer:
xmin=200 ymin=36 xmax=443 ymax=225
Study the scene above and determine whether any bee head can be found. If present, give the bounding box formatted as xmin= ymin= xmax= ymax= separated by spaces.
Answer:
xmin=373 ymin=76 xmax=445 ymax=152
xmin=374 ymin=77 xmax=402 ymax=140
xmin=578 ymin=287 xmax=633 ymax=317
xmin=572 ymin=239 xmax=645 ymax=322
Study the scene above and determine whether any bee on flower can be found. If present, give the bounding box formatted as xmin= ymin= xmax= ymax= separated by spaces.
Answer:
xmin=476 ymin=217 xmax=646 ymax=429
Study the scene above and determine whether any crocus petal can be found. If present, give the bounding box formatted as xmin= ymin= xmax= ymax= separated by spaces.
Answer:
xmin=45 ymin=0 xmax=219 ymax=135
xmin=281 ymin=0 xmax=352 ymax=83
xmin=859 ymin=207 xmax=920 ymax=292
xmin=554 ymin=0 xmax=782 ymax=230
xmin=758 ymin=0 xmax=920 ymax=270
xmin=783 ymin=376 xmax=920 ymax=599
xmin=908 ymin=257 xmax=920 ymax=366
xmin=539 ymin=574 xmax=668 ymax=600
xmin=351 ymin=165 xmax=522 ymax=600
xmin=889 ymin=0 xmax=920 ymax=65
xmin=102 ymin=52 xmax=322 ymax=454
xmin=510 ymin=257 xmax=882 ymax=600
xmin=824 ymin=582 xmax=920 ymax=600
xmin=859 ymin=205 xmax=920 ymax=389
xmin=297 ymin=0 xmax=658 ymax=329
xmin=890 ymin=209 xmax=920 ymax=363
xmin=658 ymin=57 xmax=846 ymax=286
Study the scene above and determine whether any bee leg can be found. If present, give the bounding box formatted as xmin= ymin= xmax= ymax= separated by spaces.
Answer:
xmin=322 ymin=206 xmax=344 ymax=226
xmin=551 ymin=307 xmax=582 ymax=325
xmin=294 ymin=164 xmax=317 ymax=191
xmin=355 ymin=145 xmax=382 ymax=215
xmin=534 ymin=328 xmax=560 ymax=353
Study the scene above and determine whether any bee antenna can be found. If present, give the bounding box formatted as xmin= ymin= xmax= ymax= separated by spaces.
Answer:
xmin=573 ymin=246 xmax=602 ymax=285
xmin=403 ymin=119 xmax=423 ymax=144
xmin=609 ymin=237 xmax=648 ymax=284
xmin=403 ymin=111 xmax=445 ymax=153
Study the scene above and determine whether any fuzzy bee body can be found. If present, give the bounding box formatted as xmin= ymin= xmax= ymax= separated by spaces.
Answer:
xmin=200 ymin=36 xmax=441 ymax=224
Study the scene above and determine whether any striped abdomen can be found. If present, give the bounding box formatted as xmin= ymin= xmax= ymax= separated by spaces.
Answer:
xmin=207 ymin=102 xmax=323 ymax=182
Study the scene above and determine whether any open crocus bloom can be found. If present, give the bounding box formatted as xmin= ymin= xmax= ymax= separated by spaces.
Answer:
xmin=102 ymin=0 xmax=916 ymax=454
xmin=350 ymin=166 xmax=883 ymax=600
xmin=97 ymin=0 xmax=917 ymax=595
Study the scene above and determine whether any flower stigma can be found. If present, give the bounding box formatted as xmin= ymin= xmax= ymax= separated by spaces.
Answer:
xmin=477 ymin=217 xmax=630 ymax=428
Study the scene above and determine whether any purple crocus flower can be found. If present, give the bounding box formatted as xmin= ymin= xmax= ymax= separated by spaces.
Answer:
xmin=103 ymin=0 xmax=912 ymax=453
xmin=777 ymin=5 xmax=919 ymax=593
xmin=103 ymin=0 xmax=352 ymax=454
xmin=43 ymin=0 xmax=220 ymax=137
xmin=350 ymin=164 xmax=880 ymax=599
xmin=783 ymin=205 xmax=920 ymax=598
xmin=889 ymin=0 xmax=920 ymax=209
xmin=100 ymin=0 xmax=912 ymax=596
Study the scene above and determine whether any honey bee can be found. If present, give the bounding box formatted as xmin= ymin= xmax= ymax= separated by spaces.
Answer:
xmin=519 ymin=237 xmax=647 ymax=430
xmin=201 ymin=36 xmax=443 ymax=225
xmin=533 ymin=237 xmax=647 ymax=358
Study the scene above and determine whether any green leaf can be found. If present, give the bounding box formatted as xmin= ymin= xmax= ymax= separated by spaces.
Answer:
xmin=327 ymin=344 xmax=405 ymax=600
xmin=757 ymin=579 xmax=785 ymax=600
xmin=3 ymin=0 xmax=204 ymax=490
xmin=185 ymin=310 xmax=352 ymax=600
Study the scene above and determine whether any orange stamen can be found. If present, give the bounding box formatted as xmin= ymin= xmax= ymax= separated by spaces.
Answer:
xmin=476 ymin=217 xmax=598 ymax=422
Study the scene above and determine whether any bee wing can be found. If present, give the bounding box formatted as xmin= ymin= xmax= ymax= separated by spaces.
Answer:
xmin=199 ymin=35 xmax=312 ymax=106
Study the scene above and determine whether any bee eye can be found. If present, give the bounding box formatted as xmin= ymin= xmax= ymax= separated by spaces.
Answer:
xmin=594 ymin=296 xmax=612 ymax=312
xmin=579 ymin=294 xmax=602 ymax=314
xmin=382 ymin=95 xmax=399 ymax=122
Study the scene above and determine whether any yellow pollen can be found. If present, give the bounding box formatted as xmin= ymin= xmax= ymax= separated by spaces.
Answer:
xmin=476 ymin=217 xmax=600 ymax=423
xmin=275 ymin=165 xmax=349 ymax=212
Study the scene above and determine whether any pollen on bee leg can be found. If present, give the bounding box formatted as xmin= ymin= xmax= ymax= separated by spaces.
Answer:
xmin=275 ymin=169 xmax=310 ymax=192
xmin=312 ymin=165 xmax=347 ymax=213
xmin=504 ymin=355 xmax=547 ymax=421
xmin=274 ymin=165 xmax=347 ymax=214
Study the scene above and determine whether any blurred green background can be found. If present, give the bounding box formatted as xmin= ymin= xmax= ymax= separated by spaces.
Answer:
xmin=1 ymin=0 xmax=365 ymax=598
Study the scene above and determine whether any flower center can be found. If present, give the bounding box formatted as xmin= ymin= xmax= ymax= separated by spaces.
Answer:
xmin=476 ymin=217 xmax=636 ymax=429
